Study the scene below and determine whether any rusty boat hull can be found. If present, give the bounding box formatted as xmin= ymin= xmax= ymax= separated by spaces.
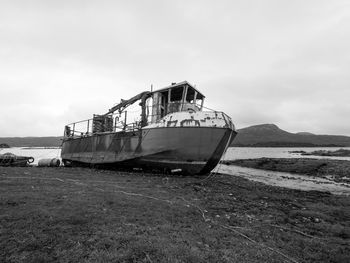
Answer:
xmin=61 ymin=126 xmax=236 ymax=175
xmin=61 ymin=81 xmax=237 ymax=175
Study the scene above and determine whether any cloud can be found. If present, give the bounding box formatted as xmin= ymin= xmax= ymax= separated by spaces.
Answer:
xmin=0 ymin=0 xmax=350 ymax=136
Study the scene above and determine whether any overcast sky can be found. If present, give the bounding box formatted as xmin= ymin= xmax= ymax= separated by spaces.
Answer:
xmin=1 ymin=0 xmax=349 ymax=137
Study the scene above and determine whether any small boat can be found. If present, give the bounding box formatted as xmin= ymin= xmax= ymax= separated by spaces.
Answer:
xmin=61 ymin=81 xmax=237 ymax=175
xmin=0 ymin=153 xmax=34 ymax=167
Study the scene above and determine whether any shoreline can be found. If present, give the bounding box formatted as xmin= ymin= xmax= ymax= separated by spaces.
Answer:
xmin=222 ymin=158 xmax=350 ymax=183
xmin=217 ymin=164 xmax=350 ymax=196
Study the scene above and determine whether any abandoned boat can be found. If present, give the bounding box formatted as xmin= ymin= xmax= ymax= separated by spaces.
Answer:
xmin=61 ymin=81 xmax=237 ymax=175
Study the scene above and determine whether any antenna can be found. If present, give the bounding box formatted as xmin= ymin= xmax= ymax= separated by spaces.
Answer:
xmin=151 ymin=84 xmax=153 ymax=92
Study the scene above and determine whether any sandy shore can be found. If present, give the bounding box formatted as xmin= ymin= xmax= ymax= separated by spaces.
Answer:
xmin=1 ymin=166 xmax=349 ymax=262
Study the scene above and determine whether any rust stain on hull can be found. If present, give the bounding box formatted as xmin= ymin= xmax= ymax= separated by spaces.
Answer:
xmin=61 ymin=127 xmax=236 ymax=175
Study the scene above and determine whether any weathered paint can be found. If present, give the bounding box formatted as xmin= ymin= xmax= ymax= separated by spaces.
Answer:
xmin=145 ymin=111 xmax=234 ymax=130
xmin=62 ymin=108 xmax=237 ymax=175
xmin=61 ymin=126 xmax=236 ymax=175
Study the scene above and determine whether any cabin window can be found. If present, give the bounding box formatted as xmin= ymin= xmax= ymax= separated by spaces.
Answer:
xmin=160 ymin=91 xmax=168 ymax=117
xmin=198 ymin=98 xmax=204 ymax=109
xmin=186 ymin=88 xmax=195 ymax=103
xmin=150 ymin=85 xmax=205 ymax=120
xmin=170 ymin=87 xmax=183 ymax=101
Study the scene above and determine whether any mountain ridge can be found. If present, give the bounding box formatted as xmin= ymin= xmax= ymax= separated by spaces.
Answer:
xmin=232 ymin=124 xmax=350 ymax=147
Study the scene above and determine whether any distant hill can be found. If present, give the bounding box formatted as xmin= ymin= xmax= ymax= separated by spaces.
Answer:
xmin=0 ymin=137 xmax=62 ymax=147
xmin=295 ymin=132 xmax=315 ymax=136
xmin=232 ymin=124 xmax=350 ymax=147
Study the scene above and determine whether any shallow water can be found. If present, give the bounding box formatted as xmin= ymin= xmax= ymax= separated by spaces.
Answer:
xmin=219 ymin=146 xmax=350 ymax=195
xmin=217 ymin=164 xmax=350 ymax=196
xmin=224 ymin=146 xmax=350 ymax=161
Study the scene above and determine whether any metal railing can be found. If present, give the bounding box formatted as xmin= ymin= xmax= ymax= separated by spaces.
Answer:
xmin=63 ymin=101 xmax=226 ymax=139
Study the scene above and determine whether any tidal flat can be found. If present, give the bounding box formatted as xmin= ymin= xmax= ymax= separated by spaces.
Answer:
xmin=223 ymin=158 xmax=350 ymax=183
xmin=1 ymin=166 xmax=349 ymax=262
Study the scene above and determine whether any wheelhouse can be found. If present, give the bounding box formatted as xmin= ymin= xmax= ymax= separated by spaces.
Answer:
xmin=149 ymin=81 xmax=205 ymax=122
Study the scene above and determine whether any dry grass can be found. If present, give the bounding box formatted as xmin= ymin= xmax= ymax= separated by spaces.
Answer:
xmin=0 ymin=166 xmax=349 ymax=262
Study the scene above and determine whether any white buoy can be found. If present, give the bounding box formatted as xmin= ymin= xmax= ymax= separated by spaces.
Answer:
xmin=38 ymin=158 xmax=61 ymax=167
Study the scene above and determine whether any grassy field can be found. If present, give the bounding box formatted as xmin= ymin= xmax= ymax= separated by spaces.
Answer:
xmin=0 ymin=167 xmax=349 ymax=262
